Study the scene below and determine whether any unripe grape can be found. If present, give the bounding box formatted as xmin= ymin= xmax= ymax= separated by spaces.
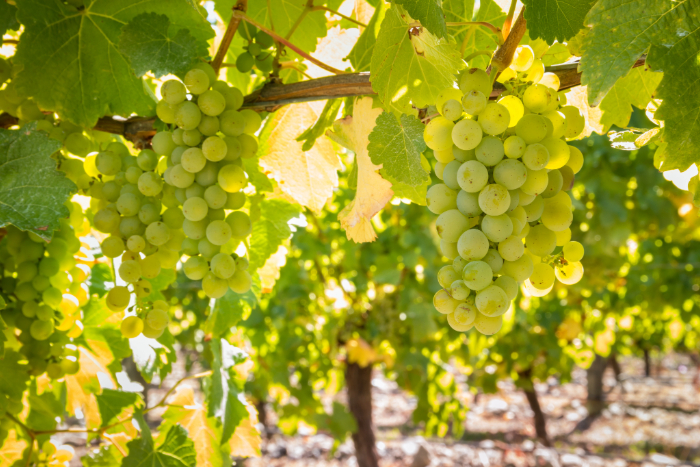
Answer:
xmin=95 ymin=151 xmax=121 ymax=176
xmin=146 ymin=308 xmax=169 ymax=331
xmin=121 ymin=316 xmax=143 ymax=338
xmin=497 ymin=95 xmax=524 ymax=127
xmin=462 ymin=261 xmax=493 ymax=291
xmin=426 ymin=184 xmax=457 ymax=215
xmin=211 ymin=253 xmax=236 ymax=279
xmin=433 ymin=289 xmax=460 ymax=314
xmin=184 ymin=68 xmax=210 ymax=94
xmin=511 ymin=45 xmax=535 ymax=72
xmin=156 ymin=100 xmax=178 ymax=123
xmin=457 ymin=229 xmax=489 ymax=261
xmin=102 ymin=236 xmax=125 ymax=258
xmin=461 ymin=90 xmax=487 ymax=115
xmin=161 ymin=80 xmax=187 ymax=105
xmin=30 ymin=319 xmax=54 ymax=341
xmin=478 ymin=103 xmax=510 ymax=135
xmin=459 ymin=68 xmax=492 ymax=96
xmin=424 ymin=116 xmax=455 ymax=151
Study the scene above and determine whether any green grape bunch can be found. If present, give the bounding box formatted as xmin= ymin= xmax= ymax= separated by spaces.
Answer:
xmin=424 ymin=45 xmax=587 ymax=336
xmin=234 ymin=23 xmax=276 ymax=75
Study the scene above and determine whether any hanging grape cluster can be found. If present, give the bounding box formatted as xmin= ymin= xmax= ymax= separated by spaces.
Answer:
xmin=424 ymin=46 xmax=587 ymax=336
xmin=234 ymin=23 xmax=276 ymax=75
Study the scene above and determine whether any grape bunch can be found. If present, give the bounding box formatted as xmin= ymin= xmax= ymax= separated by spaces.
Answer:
xmin=85 ymin=62 xmax=257 ymax=339
xmin=234 ymin=23 xmax=275 ymax=75
xmin=424 ymin=49 xmax=586 ymax=335
xmin=0 ymin=206 xmax=89 ymax=380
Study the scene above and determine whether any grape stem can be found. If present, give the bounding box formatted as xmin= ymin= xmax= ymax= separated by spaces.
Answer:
xmin=211 ymin=0 xmax=249 ymax=74
xmin=501 ymin=0 xmax=518 ymax=39
xmin=464 ymin=50 xmax=493 ymax=63
xmin=235 ymin=11 xmax=347 ymax=75
xmin=489 ymin=8 xmax=527 ymax=75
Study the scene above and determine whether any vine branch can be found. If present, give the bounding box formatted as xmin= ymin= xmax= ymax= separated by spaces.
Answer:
xmin=211 ymin=0 xmax=249 ymax=73
xmin=501 ymin=0 xmax=518 ymax=39
xmin=489 ymin=7 xmax=527 ymax=74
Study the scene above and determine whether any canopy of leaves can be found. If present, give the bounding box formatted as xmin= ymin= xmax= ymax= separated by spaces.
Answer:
xmin=522 ymin=0 xmax=596 ymax=44
xmin=123 ymin=422 xmax=197 ymax=467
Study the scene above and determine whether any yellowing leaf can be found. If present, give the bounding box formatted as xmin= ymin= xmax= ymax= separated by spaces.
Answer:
xmin=259 ymin=103 xmax=343 ymax=213
xmin=355 ymin=0 xmax=375 ymax=24
xmin=346 ymin=337 xmax=377 ymax=368
xmin=0 ymin=430 xmax=28 ymax=467
xmin=258 ymin=245 xmax=289 ymax=293
xmin=228 ymin=405 xmax=261 ymax=458
xmin=304 ymin=26 xmax=359 ymax=78
xmin=328 ymin=97 xmax=393 ymax=243
xmin=565 ymin=85 xmax=607 ymax=138
xmin=65 ymin=345 xmax=116 ymax=429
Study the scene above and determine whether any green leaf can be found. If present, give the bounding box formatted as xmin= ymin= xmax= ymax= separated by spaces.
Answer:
xmin=312 ymin=401 xmax=357 ymax=441
xmin=0 ymin=315 xmax=6 ymax=358
xmin=88 ymin=263 xmax=114 ymax=298
xmin=0 ymin=123 xmax=75 ymax=241
xmin=96 ymin=389 xmax=141 ymax=427
xmin=13 ymin=0 xmax=213 ymax=127
xmin=123 ymin=424 xmax=197 ymax=467
xmin=522 ymin=0 xmax=596 ymax=44
xmin=220 ymin=379 xmax=249 ymax=445
xmin=80 ymin=298 xmax=130 ymax=374
xmin=247 ymin=0 xmax=328 ymax=54
xmin=599 ymin=67 xmax=663 ymax=129
xmin=248 ymin=199 xmax=301 ymax=272
xmin=0 ymin=350 xmax=29 ymax=400
xmin=82 ymin=445 xmax=122 ymax=467
xmin=392 ymin=0 xmax=447 ymax=38
xmin=368 ymin=112 xmax=429 ymax=189
xmin=119 ymin=12 xmax=209 ymax=79
xmin=580 ymin=0 xmax=687 ymax=106
xmin=0 ymin=1 xmax=18 ymax=37
xmin=443 ymin=0 xmax=502 ymax=69
xmin=296 ymin=99 xmax=342 ymax=152
xmin=389 ymin=178 xmax=429 ymax=205
xmin=242 ymin=157 xmax=273 ymax=193
xmin=27 ymin=382 xmax=63 ymax=435
xmin=209 ymin=339 xmax=249 ymax=444
xmin=144 ymin=268 xmax=177 ymax=302
xmin=370 ymin=6 xmax=465 ymax=116
xmin=348 ymin=2 xmax=388 ymax=72
xmin=205 ymin=289 xmax=253 ymax=338
xmin=607 ymin=129 xmax=644 ymax=150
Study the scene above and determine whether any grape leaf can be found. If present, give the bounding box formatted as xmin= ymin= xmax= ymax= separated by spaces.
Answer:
xmin=87 ymin=263 xmax=114 ymax=298
xmin=226 ymin=406 xmax=261 ymax=458
xmin=123 ymin=423 xmax=196 ymax=467
xmin=205 ymin=291 xmax=247 ymax=338
xmin=96 ymin=389 xmax=141 ymax=427
xmin=580 ymin=0 xmax=689 ymax=106
xmin=390 ymin=177 xmax=430 ymax=205
xmin=79 ymin=298 xmax=130 ymax=375
xmin=259 ymin=102 xmax=342 ymax=213
xmin=327 ymin=97 xmax=393 ymax=243
xmin=258 ymin=245 xmax=290 ymax=293
xmin=0 ymin=430 xmax=28 ymax=467
xmin=119 ymin=12 xmax=209 ymax=79
xmin=247 ymin=0 xmax=328 ymax=54
xmin=242 ymin=156 xmax=273 ymax=193
xmin=304 ymin=26 xmax=358 ymax=78
xmin=297 ymin=99 xmax=342 ymax=152
xmin=521 ymin=0 xmax=595 ymax=44
xmin=65 ymin=345 xmax=118 ymax=429
xmin=248 ymin=199 xmax=301 ymax=271
xmin=209 ymin=339 xmax=249 ymax=445
xmin=27 ymin=382 xmax=62 ymax=434
xmin=348 ymin=2 xmax=388 ymax=71
xmin=13 ymin=0 xmax=213 ymax=127
xmin=0 ymin=350 xmax=29 ymax=401
xmin=82 ymin=445 xmax=122 ymax=467
xmin=0 ymin=124 xmax=75 ymax=241
xmin=392 ymin=0 xmax=448 ymax=38
xmin=444 ymin=0 xmax=503 ymax=69
xmin=599 ymin=67 xmax=663 ymax=129
xmin=0 ymin=1 xmax=18 ymax=37
xmin=144 ymin=268 xmax=177 ymax=302
xmin=370 ymin=6 xmax=465 ymax=116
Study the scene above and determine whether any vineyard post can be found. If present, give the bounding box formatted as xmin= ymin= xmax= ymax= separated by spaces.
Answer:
xmin=345 ymin=361 xmax=379 ymax=467
xmin=586 ymin=354 xmax=607 ymax=418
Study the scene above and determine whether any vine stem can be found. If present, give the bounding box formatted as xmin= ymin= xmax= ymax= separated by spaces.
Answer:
xmin=311 ymin=6 xmax=368 ymax=27
xmin=211 ymin=0 xmax=249 ymax=74
xmin=501 ymin=0 xmax=518 ymax=39
xmin=235 ymin=11 xmax=346 ymax=75
xmin=489 ymin=7 xmax=527 ymax=74
xmin=464 ymin=49 xmax=492 ymax=63
xmin=446 ymin=21 xmax=502 ymax=39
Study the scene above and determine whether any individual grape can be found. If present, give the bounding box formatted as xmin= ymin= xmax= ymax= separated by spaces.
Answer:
xmin=511 ymin=45 xmax=535 ymax=71
xmin=141 ymin=320 xmax=165 ymax=339
xmin=453 ymin=147 xmax=475 ymax=162
xmin=426 ymin=184 xmax=457 ymax=215
xmin=196 ymin=163 xmax=219 ymax=187
xmin=183 ymin=219 xmax=207 ymax=239
xmin=203 ymin=272 xmax=229 ymax=298
xmin=102 ymin=236 xmax=125 ymax=258
xmin=137 ymin=203 xmax=159 ymax=225
xmin=433 ymin=289 xmax=460 ymax=314
xmin=239 ymin=134 xmax=258 ymax=158
xmin=211 ymin=253 xmax=236 ymax=279
xmin=31 ymin=320 xmax=54 ymax=341
xmin=453 ymin=257 xmax=469 ymax=273
xmin=151 ymin=131 xmax=176 ymax=157
xmin=509 ymin=205 xmax=527 ymax=233
xmin=175 ymin=101 xmax=202 ymax=130
xmin=107 ymin=286 xmax=130 ymax=310
xmin=160 ymin=208 xmax=184 ymax=230
xmin=520 ymin=168 xmax=548 ymax=196
xmin=456 ymin=190 xmax=482 ymax=217
xmin=474 ymin=313 xmax=503 ymax=335
xmin=462 ymin=261 xmax=492 ymax=291
xmin=121 ymin=316 xmax=143 ymax=338
xmin=435 ymin=161 xmax=446 ymax=180
xmin=220 ymin=110 xmax=246 ymax=137
xmin=482 ymin=248 xmax=504 ymax=273
xmin=181 ymin=147 xmax=206 ymax=174
xmin=461 ymin=90 xmax=487 ymax=115
xmin=541 ymin=170 xmax=563 ymax=199
xmin=560 ymin=166 xmax=575 ymax=192
xmin=493 ymin=159 xmax=527 ymax=190
xmin=529 ymin=263 xmax=555 ymax=290
xmin=202 ymin=136 xmax=227 ymax=162
xmin=95 ymin=151 xmax=121 ymax=176
xmin=93 ymin=208 xmax=120 ymax=233
xmin=515 ymin=114 xmax=549 ymax=144
xmin=125 ymin=166 xmax=143 ymax=185
xmin=442 ymin=160 xmax=462 ymax=190
xmin=218 ymin=164 xmax=247 ymax=192
xmin=436 ymin=88 xmax=463 ymax=114
xmin=555 ymin=228 xmax=572 ymax=247
xmin=526 ymin=224 xmax=556 ymax=256
xmin=481 ymin=214 xmax=513 ymax=243
xmin=225 ymin=211 xmax=252 ymax=237
xmin=236 ymin=52 xmax=255 ymax=72
xmin=161 ymin=80 xmax=186 ymax=105
xmin=542 ymin=110 xmax=566 ymax=139
xmin=198 ymin=89 xmax=226 ymax=116
xmin=541 ymin=199 xmax=573 ymax=231
xmin=566 ymin=145 xmax=584 ymax=173
xmin=182 ymin=197 xmax=208 ymax=222
xmin=478 ymin=103 xmax=510 ymax=135
xmin=475 ymin=136 xmax=505 ymax=166
xmin=456 ymin=160 xmax=488 ymax=193
xmin=504 ymin=135 xmax=526 ymax=158
xmin=522 ymin=58 xmax=544 ymax=82
xmin=563 ymin=241 xmax=584 ymax=262
xmin=522 ymin=84 xmax=552 ymax=113
xmin=478 ymin=184 xmax=510 ymax=216
xmin=184 ymin=68 xmax=210 ymax=94
xmin=449 ymin=280 xmax=471 ymax=300
xmin=146 ymin=221 xmax=170 ymax=246
xmin=255 ymin=30 xmax=274 ymax=48
xmin=119 ymin=260 xmax=141 ymax=283
xmin=475 ymin=285 xmax=509 ymax=317
xmin=459 ymin=68 xmax=492 ymax=96
xmin=523 ymin=195 xmax=544 ymax=222
xmin=448 ymin=300 xmax=477 ymax=331
xmin=494 ymin=275 xmax=518 ymax=300
xmin=146 ymin=308 xmax=169 ymax=331
xmin=201 ymin=185 xmax=226 ymax=210
xmin=225 ymin=191 xmax=246 ymax=210
xmin=438 ymin=265 xmax=460 ymax=288
xmin=156 ymin=100 xmax=178 ymax=123
xmin=539 ymin=72 xmax=560 ymax=91
xmin=127 ymin=235 xmax=146 ymax=253
xmin=451 ymin=119 xmax=482 ymax=150
xmin=500 ymin=253 xmax=534 ymax=282
xmin=224 ymin=136 xmax=242 ymax=160
xmin=64 ymin=132 xmax=91 ymax=157
xmin=206 ymin=220 xmax=232 ymax=245
xmin=199 ymin=115 xmax=220 ymax=136
xmin=137 ymin=171 xmax=162 ymax=197
xmin=228 ymin=269 xmax=252 ymax=293
xmin=140 ymin=254 xmax=161 ymax=279
xmin=540 ymin=137 xmax=570 ymax=169
xmin=240 ymin=109 xmax=262 ymax=134
xmin=497 ymin=95 xmax=524 ymax=127
xmin=183 ymin=256 xmax=208 ymax=280
xmin=559 ymin=106 xmax=585 ymax=139
xmin=198 ymin=238 xmax=220 ymax=259
xmin=435 ymin=209 xmax=469 ymax=242
xmin=434 ymin=147 xmax=455 ymax=164
xmin=442 ymin=99 xmax=463 ymax=121
xmin=498 ymin=235 xmax=524 ymax=261
xmin=522 ymin=143 xmax=550 ymax=170
xmin=555 ymin=261 xmax=583 ymax=285
xmin=457 ymin=228 xmax=489 ymax=261
xmin=182 ymin=129 xmax=202 ymax=146
xmin=215 ymin=83 xmax=244 ymax=111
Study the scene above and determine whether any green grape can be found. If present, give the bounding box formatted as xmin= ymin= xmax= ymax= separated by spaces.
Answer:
xmin=150 ymin=132 xmax=174 ymax=157
xmin=63 ymin=132 xmax=91 ymax=157
xmin=474 ymin=136 xmax=504 ymax=167
xmin=239 ymin=134 xmax=258 ymax=158
xmin=182 ymin=197 xmax=208 ymax=222
xmin=160 ymin=208 xmax=183 ymax=230
xmin=478 ymin=103 xmax=510 ymax=136
xmin=451 ymin=119 xmax=482 ymax=151
xmin=453 ymin=147 xmax=475 ymax=162
xmin=206 ymin=220 xmax=232 ymax=246
xmin=17 ymin=99 xmax=45 ymax=121
xmin=473 ymin=312 xmax=503 ymax=335
xmin=196 ymin=90 xmax=224 ymax=116
xmin=522 ymin=195 xmax=544 ymax=222
xmin=169 ymin=164 xmax=195 ymax=188
xmin=136 ymin=172 xmax=161 ymax=197
xmin=199 ymin=115 xmax=220 ymax=136
xmin=441 ymin=160 xmax=461 ymax=190
xmin=559 ymin=106 xmax=585 ymax=139
xmin=38 ymin=257 xmax=59 ymax=277
xmin=236 ymin=52 xmax=255 ymax=73
xmin=565 ymin=145 xmax=583 ymax=173
xmin=96 ymin=151 xmax=121 ymax=176
xmin=493 ymin=159 xmax=526 ymax=190
xmin=156 ymin=100 xmax=178 ymax=123
xmin=145 ymin=221 xmax=170 ymax=246
xmin=21 ymin=301 xmax=39 ymax=319
xmin=462 ymin=261 xmax=492 ymax=291
xmin=456 ymin=160 xmax=488 ymax=193
xmin=541 ymin=169 xmax=563 ymax=199
xmin=436 ymin=88 xmax=463 ymax=115
xmin=563 ymin=241 xmax=584 ymax=262
xmin=196 ymin=161 xmax=219 ymax=187
xmin=184 ymin=68 xmax=209 ymax=95
xmin=182 ymin=129 xmax=202 ymax=146
xmin=542 ymin=110 xmax=566 ymax=139
xmin=555 ymin=228 xmax=571 ymax=247
xmin=541 ymin=199 xmax=573 ymax=232
xmin=118 ymin=260 xmax=141 ymax=283
xmin=126 ymin=235 xmax=145 ymax=253
xmin=94 ymin=209 xmax=121 ymax=236
xmin=435 ymin=161 xmax=446 ymax=180
xmin=459 ymin=68 xmax=492 ymax=96
xmin=441 ymin=99 xmax=463 ymax=121
xmin=121 ymin=316 xmax=143 ymax=338
xmin=426 ymin=184 xmax=457 ymax=215
xmin=475 ymin=285 xmax=509 ymax=317
xmin=440 ymin=239 xmax=459 ymax=260
xmin=500 ymin=253 xmax=534 ymax=282
xmin=526 ymin=224 xmax=556 ymax=256
xmin=481 ymin=214 xmax=513 ymax=243
xmin=522 ymin=58 xmax=544 ymax=82
xmin=125 ymin=166 xmax=143 ymax=184
xmin=202 ymin=272 xmax=228 ymax=298
xmin=437 ymin=265 xmax=460 ymax=288
xmin=224 ymin=136 xmax=242 ymax=161
xmin=59 ymin=356 xmax=80 ymax=375
xmin=522 ymin=84 xmax=552 ymax=113
xmin=433 ymin=289 xmax=460 ymax=314
xmin=509 ymin=205 xmax=527 ymax=232
xmin=240 ymin=109 xmax=262 ymax=134
xmin=449 ymin=280 xmax=471 ymax=300
xmin=102 ymin=181 xmax=120 ymax=202
xmin=136 ymin=204 xmax=158 ymax=226
xmin=116 ymin=193 xmax=140 ymax=217
xmin=539 ymin=72 xmax=560 ymax=91
xmin=497 ymin=95 xmax=524 ymax=127
xmin=504 ymin=135 xmax=526 ymax=159
xmin=456 ymin=190 xmax=482 ymax=217
xmin=498 ymin=235 xmax=524 ymax=262
xmin=530 ymin=263 xmax=555 ymax=290
xmin=211 ymin=253 xmax=236 ymax=279
xmin=511 ymin=45 xmax=535 ymax=71
xmin=175 ymin=101 xmax=202 ymax=130
xmin=478 ymin=184 xmax=511 ymax=216
xmin=461 ymin=90 xmax=487 ymax=115
xmin=202 ymin=136 xmax=227 ymax=162
xmin=228 ymin=269 xmax=252 ymax=293
xmin=220 ymin=110 xmax=246 ymax=137
xmin=483 ymin=248 xmax=504 ymax=275
xmin=435 ymin=209 xmax=469 ymax=242
xmin=42 ymin=286 xmax=62 ymax=307
xmin=225 ymin=191 xmax=247 ymax=210
xmin=540 ymin=137 xmax=570 ymax=169
xmin=457 ymin=228 xmax=489 ymax=261
xmin=522 ymin=143 xmax=549 ymax=170
xmin=219 ymin=85 xmax=244 ymax=111
xmin=198 ymin=238 xmax=220 ymax=260
xmin=181 ymin=148 xmax=206 ymax=173
xmin=225 ymin=211 xmax=252 ymax=237
xmin=47 ymin=238 xmax=68 ymax=260
xmin=515 ymin=114 xmax=548 ymax=144
xmin=555 ymin=261 xmax=583 ymax=285
xmin=520 ymin=168 xmax=548 ymax=196
xmin=448 ymin=299 xmax=477 ymax=331
xmin=106 ymin=286 xmax=130 ymax=311
xmin=494 ymin=275 xmax=518 ymax=300
xmin=255 ymin=53 xmax=274 ymax=73
xmin=161 ymin=80 xmax=187 ymax=105
xmin=146 ymin=308 xmax=169 ymax=331
xmin=102 ymin=236 xmax=125 ymax=258
xmin=183 ymin=219 xmax=207 ymax=240
xmin=218 ymin=164 xmax=247 ymax=192
xmin=31 ymin=275 xmax=50 ymax=292
xmin=186 ymin=182 xmax=205 ymax=199
xmin=36 ymin=303 xmax=54 ymax=320
xmin=255 ymin=30 xmax=274 ymax=48
xmin=236 ymin=257 xmax=249 ymax=271
xmin=424 ymin=116 xmax=455 ymax=151
xmin=30 ymin=320 xmax=54 ymax=341
xmin=192 ymin=62 xmax=217 ymax=84
xmin=200 ymin=186 xmax=226 ymax=210
xmin=180 ymin=255 xmax=206 ymax=280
